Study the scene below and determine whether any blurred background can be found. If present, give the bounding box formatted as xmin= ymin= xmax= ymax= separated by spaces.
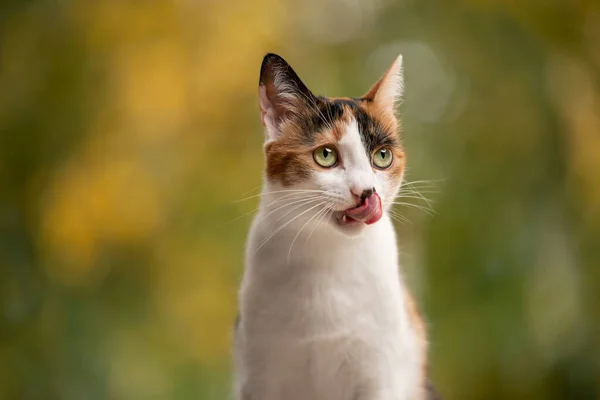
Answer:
xmin=1 ymin=0 xmax=599 ymax=399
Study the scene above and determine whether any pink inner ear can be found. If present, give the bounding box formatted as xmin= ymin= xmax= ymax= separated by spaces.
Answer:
xmin=259 ymin=85 xmax=271 ymax=127
xmin=362 ymin=55 xmax=404 ymax=114
xmin=259 ymin=84 xmax=285 ymax=141
xmin=260 ymin=83 xmax=292 ymax=125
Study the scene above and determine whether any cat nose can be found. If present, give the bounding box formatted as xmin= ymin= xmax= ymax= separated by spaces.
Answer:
xmin=351 ymin=187 xmax=376 ymax=204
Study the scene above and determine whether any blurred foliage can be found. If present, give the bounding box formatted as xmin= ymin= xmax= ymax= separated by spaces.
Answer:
xmin=1 ymin=0 xmax=599 ymax=399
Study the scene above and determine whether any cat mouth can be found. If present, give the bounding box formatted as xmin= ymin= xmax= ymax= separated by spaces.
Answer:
xmin=334 ymin=193 xmax=383 ymax=226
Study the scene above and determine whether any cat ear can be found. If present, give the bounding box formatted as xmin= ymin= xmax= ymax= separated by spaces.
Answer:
xmin=259 ymin=53 xmax=314 ymax=142
xmin=362 ymin=55 xmax=404 ymax=114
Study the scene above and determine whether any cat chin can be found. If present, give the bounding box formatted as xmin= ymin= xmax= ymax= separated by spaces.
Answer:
xmin=330 ymin=217 xmax=369 ymax=237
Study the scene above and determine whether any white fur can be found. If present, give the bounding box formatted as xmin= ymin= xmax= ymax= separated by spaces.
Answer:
xmin=235 ymin=116 xmax=422 ymax=399
xmin=329 ymin=119 xmax=376 ymax=200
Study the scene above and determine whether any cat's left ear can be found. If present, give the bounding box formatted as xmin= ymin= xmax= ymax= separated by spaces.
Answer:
xmin=362 ymin=55 xmax=404 ymax=115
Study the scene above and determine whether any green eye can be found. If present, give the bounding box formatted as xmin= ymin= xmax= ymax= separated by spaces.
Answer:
xmin=372 ymin=147 xmax=393 ymax=169
xmin=313 ymin=146 xmax=338 ymax=168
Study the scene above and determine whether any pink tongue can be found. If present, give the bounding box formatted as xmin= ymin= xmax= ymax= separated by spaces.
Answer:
xmin=345 ymin=193 xmax=383 ymax=225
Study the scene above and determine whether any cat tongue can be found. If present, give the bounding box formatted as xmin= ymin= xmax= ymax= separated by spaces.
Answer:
xmin=345 ymin=193 xmax=383 ymax=225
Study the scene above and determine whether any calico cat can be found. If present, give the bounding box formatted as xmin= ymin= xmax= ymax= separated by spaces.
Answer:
xmin=234 ymin=53 xmax=439 ymax=400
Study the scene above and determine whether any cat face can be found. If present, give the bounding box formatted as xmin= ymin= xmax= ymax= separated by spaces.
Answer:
xmin=258 ymin=53 xmax=405 ymax=235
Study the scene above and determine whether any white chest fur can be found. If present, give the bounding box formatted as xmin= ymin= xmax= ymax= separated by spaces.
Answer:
xmin=235 ymin=210 xmax=424 ymax=400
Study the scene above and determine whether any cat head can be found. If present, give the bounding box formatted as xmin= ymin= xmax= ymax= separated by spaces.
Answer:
xmin=258 ymin=53 xmax=405 ymax=236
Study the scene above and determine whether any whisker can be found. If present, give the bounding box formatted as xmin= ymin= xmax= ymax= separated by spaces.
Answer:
xmin=322 ymin=99 xmax=336 ymax=132
xmin=219 ymin=207 xmax=260 ymax=226
xmin=398 ymin=179 xmax=441 ymax=209
xmin=236 ymin=184 xmax=263 ymax=198
xmin=389 ymin=210 xmax=412 ymax=225
xmin=401 ymin=186 xmax=438 ymax=197
xmin=400 ymin=186 xmax=439 ymax=191
xmin=395 ymin=194 xmax=435 ymax=202
xmin=402 ymin=182 xmax=438 ymax=188
xmin=403 ymin=178 xmax=445 ymax=186
xmin=222 ymin=193 xmax=323 ymax=227
xmin=254 ymin=201 xmax=328 ymax=253
xmin=297 ymin=90 xmax=334 ymax=132
xmin=234 ymin=189 xmax=326 ymax=203
xmin=401 ymin=185 xmax=438 ymax=196
xmin=266 ymin=192 xmax=324 ymax=207
xmin=305 ymin=204 xmax=333 ymax=245
xmin=401 ymin=182 xmax=439 ymax=191
xmin=396 ymin=194 xmax=435 ymax=209
xmin=392 ymin=200 xmax=436 ymax=211
xmin=392 ymin=201 xmax=437 ymax=215
xmin=259 ymin=195 xmax=326 ymax=224
xmin=287 ymin=203 xmax=331 ymax=264
xmin=398 ymin=190 xmax=439 ymax=196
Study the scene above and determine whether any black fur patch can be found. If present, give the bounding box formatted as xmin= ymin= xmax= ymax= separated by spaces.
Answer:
xmin=321 ymin=97 xmax=398 ymax=154
xmin=291 ymin=97 xmax=346 ymax=145
xmin=259 ymin=53 xmax=312 ymax=97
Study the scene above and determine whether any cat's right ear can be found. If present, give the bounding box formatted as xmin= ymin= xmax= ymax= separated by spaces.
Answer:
xmin=259 ymin=53 xmax=314 ymax=142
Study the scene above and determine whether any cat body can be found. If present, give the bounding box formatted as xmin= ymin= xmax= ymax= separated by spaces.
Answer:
xmin=234 ymin=53 xmax=432 ymax=400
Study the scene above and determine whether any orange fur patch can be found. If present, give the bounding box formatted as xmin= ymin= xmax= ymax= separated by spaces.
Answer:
xmin=265 ymin=97 xmax=405 ymax=186
xmin=404 ymin=291 xmax=429 ymax=398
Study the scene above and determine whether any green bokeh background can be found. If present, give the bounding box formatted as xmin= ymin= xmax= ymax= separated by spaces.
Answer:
xmin=1 ymin=0 xmax=599 ymax=399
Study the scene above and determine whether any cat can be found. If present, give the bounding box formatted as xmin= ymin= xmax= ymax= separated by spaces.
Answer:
xmin=234 ymin=53 xmax=440 ymax=400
